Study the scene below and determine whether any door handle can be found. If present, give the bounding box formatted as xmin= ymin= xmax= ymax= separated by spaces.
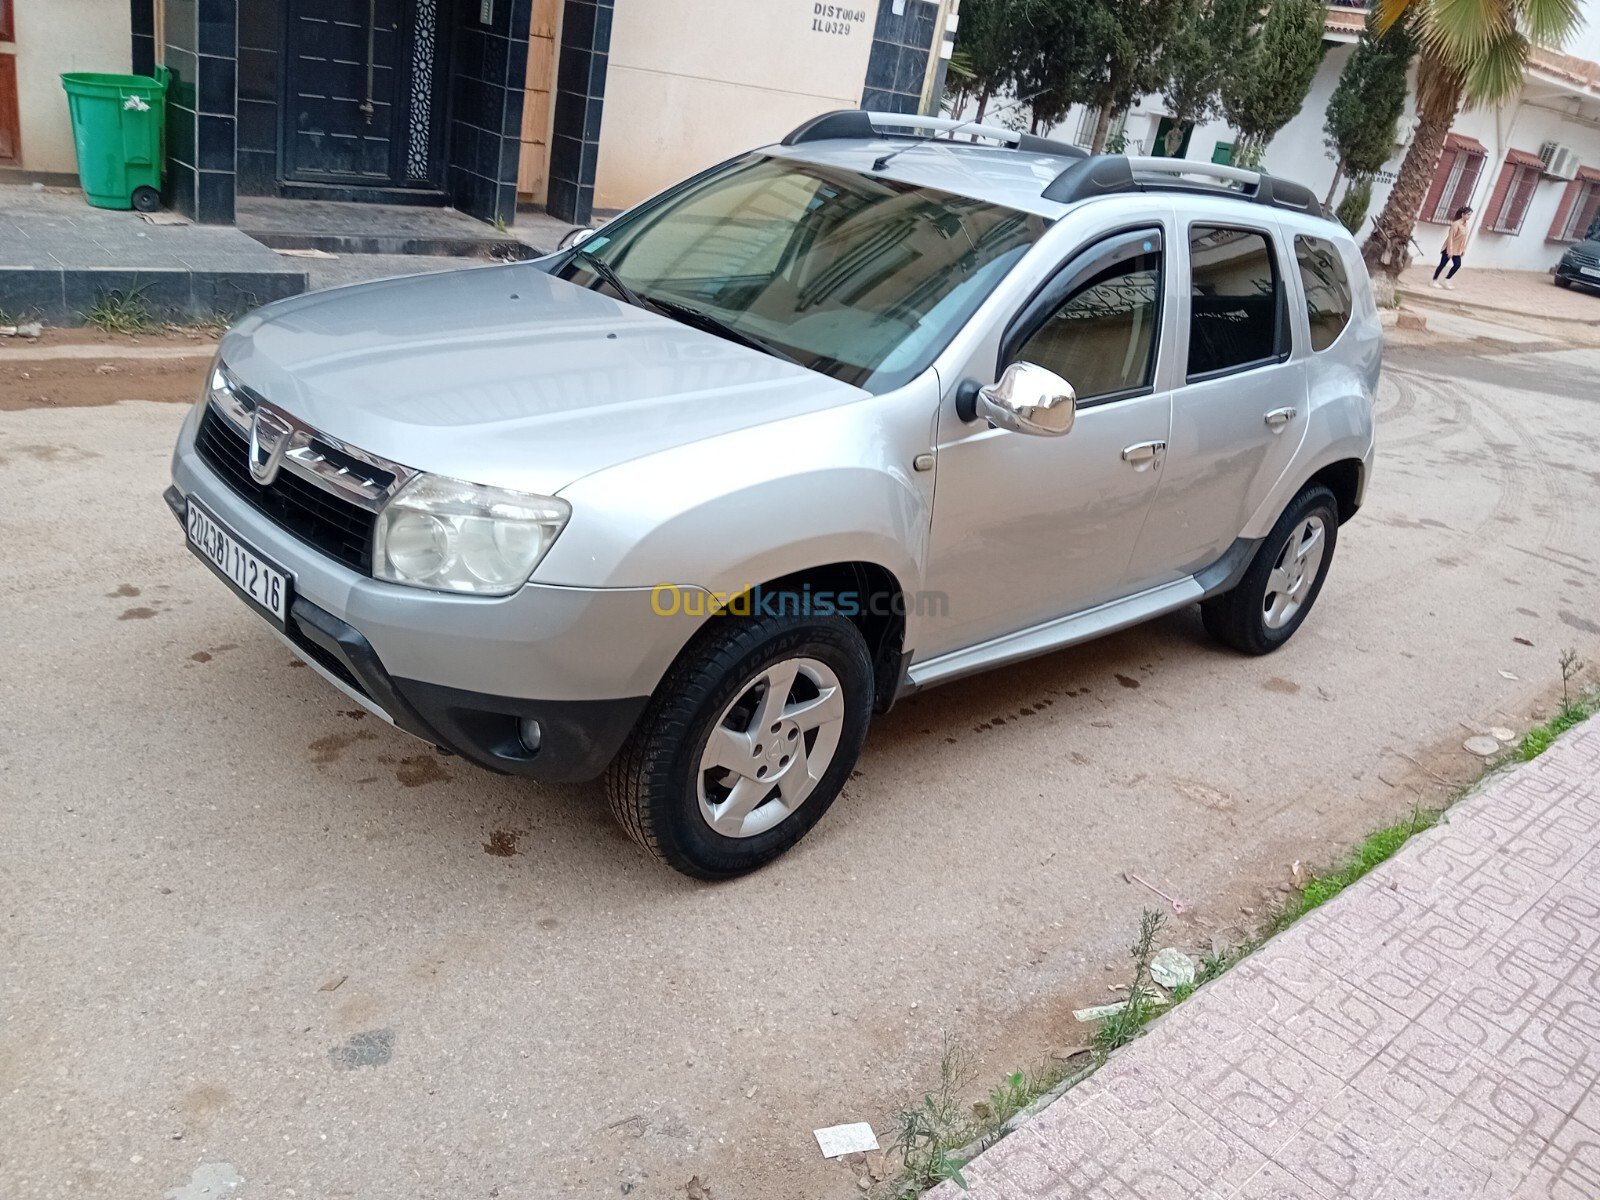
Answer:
xmin=1264 ymin=407 xmax=1298 ymax=431
xmin=1121 ymin=440 xmax=1166 ymax=466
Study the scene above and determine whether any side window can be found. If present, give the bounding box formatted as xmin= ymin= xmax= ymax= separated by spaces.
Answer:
xmin=1186 ymin=226 xmax=1285 ymax=379
xmin=1294 ymin=235 xmax=1353 ymax=352
xmin=1008 ymin=230 xmax=1163 ymax=405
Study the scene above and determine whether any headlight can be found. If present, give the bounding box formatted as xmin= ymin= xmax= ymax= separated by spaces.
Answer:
xmin=373 ymin=474 xmax=570 ymax=596
xmin=201 ymin=360 xmax=257 ymax=425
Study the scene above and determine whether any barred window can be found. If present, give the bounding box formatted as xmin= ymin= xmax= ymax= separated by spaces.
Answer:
xmin=1486 ymin=159 xmax=1542 ymax=235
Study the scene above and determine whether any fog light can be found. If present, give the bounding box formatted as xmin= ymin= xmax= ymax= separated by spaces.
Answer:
xmin=519 ymin=718 xmax=542 ymax=755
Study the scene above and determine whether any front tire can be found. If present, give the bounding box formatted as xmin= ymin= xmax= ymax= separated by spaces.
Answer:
xmin=605 ymin=614 xmax=873 ymax=879
xmin=1202 ymin=485 xmax=1339 ymax=655
xmin=1555 ymin=275 xmax=1574 ymax=289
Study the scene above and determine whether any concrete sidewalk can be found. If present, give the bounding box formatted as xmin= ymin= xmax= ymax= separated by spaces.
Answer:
xmin=1 ymin=184 xmax=307 ymax=324
xmin=1399 ymin=263 xmax=1599 ymax=325
xmin=932 ymin=717 xmax=1600 ymax=1199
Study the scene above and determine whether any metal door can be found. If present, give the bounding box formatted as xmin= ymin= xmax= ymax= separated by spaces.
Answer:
xmin=920 ymin=226 xmax=1175 ymax=658
xmin=1126 ymin=221 xmax=1309 ymax=584
xmin=281 ymin=0 xmax=446 ymax=189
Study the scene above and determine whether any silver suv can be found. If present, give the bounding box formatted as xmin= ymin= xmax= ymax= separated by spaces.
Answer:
xmin=168 ymin=112 xmax=1379 ymax=879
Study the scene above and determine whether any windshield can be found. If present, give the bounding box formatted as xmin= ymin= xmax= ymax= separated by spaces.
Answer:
xmin=554 ymin=154 xmax=1048 ymax=392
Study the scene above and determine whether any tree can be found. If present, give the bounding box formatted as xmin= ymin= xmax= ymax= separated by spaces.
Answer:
xmin=1363 ymin=0 xmax=1581 ymax=277
xmin=1219 ymin=0 xmax=1328 ymax=165
xmin=1335 ymin=175 xmax=1374 ymax=233
xmin=1322 ymin=13 xmax=1416 ymax=206
xmin=951 ymin=0 xmax=1032 ymax=123
xmin=1012 ymin=0 xmax=1103 ymax=134
xmin=1078 ymin=0 xmax=1189 ymax=153
xmin=1159 ymin=0 xmax=1249 ymax=156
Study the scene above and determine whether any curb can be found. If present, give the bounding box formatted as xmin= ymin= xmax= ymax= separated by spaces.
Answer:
xmin=1397 ymin=284 xmax=1598 ymax=327
xmin=0 ymin=342 xmax=216 ymax=362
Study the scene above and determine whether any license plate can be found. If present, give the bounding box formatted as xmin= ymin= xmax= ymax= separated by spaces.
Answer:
xmin=186 ymin=499 xmax=291 ymax=625
xmin=1581 ymin=266 xmax=1600 ymax=278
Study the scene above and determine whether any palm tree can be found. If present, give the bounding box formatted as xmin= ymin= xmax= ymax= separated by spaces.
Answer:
xmin=1362 ymin=0 xmax=1581 ymax=278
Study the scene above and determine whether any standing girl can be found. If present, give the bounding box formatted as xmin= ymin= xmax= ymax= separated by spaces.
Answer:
xmin=1432 ymin=206 xmax=1472 ymax=289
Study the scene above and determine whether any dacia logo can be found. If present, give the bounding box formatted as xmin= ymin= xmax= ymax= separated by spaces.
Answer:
xmin=248 ymin=406 xmax=294 ymax=485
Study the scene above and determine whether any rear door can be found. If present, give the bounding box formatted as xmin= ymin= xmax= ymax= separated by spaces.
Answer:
xmin=1126 ymin=218 xmax=1308 ymax=584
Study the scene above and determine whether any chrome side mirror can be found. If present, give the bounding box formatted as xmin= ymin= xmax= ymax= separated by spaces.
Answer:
xmin=558 ymin=226 xmax=597 ymax=251
xmin=974 ymin=362 xmax=1076 ymax=437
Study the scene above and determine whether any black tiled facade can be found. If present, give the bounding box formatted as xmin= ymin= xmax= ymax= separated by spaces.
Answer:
xmin=131 ymin=0 xmax=157 ymax=78
xmin=446 ymin=0 xmax=534 ymax=225
xmin=148 ymin=0 xmax=532 ymax=227
xmin=861 ymin=0 xmax=937 ymax=113
xmin=235 ymin=0 xmax=281 ymax=197
xmin=162 ymin=0 xmax=237 ymax=223
xmin=546 ymin=0 xmax=613 ymax=225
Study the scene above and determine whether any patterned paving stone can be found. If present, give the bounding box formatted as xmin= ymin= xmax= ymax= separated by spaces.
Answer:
xmin=928 ymin=718 xmax=1600 ymax=1200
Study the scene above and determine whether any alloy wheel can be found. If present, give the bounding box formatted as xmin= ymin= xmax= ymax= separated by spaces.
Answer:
xmin=696 ymin=657 xmax=846 ymax=838
xmin=1263 ymin=515 xmax=1327 ymax=630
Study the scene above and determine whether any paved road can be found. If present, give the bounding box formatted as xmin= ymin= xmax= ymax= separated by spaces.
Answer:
xmin=3 ymin=342 xmax=1599 ymax=1200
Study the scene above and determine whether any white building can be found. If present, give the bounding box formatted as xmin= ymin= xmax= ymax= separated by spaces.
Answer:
xmin=1030 ymin=4 xmax=1600 ymax=272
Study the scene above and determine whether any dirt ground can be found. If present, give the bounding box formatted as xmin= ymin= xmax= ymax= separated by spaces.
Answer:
xmin=3 ymin=338 xmax=1600 ymax=1200
xmin=0 ymin=328 xmax=216 ymax=410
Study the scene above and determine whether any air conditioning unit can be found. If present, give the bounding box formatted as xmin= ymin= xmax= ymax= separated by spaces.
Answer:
xmin=1540 ymin=142 xmax=1579 ymax=180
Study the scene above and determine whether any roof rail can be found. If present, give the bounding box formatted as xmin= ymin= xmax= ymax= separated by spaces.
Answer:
xmin=1042 ymin=155 xmax=1323 ymax=217
xmin=781 ymin=110 xmax=1087 ymax=161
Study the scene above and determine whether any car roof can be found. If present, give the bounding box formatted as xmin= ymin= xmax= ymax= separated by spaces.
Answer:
xmin=766 ymin=138 xmax=1078 ymax=218
xmin=760 ymin=111 xmax=1346 ymax=241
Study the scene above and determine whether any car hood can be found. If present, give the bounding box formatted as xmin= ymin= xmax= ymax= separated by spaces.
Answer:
xmin=219 ymin=261 xmax=867 ymax=496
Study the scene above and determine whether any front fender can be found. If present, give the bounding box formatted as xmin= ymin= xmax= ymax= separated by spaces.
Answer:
xmin=535 ymin=372 xmax=938 ymax=633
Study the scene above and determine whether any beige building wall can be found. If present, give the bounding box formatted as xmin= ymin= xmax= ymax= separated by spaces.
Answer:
xmin=9 ymin=0 xmax=133 ymax=174
xmin=594 ymin=0 xmax=880 ymax=211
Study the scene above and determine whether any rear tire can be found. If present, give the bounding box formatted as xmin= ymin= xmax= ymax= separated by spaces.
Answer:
xmin=605 ymin=613 xmax=873 ymax=879
xmin=1201 ymin=485 xmax=1339 ymax=656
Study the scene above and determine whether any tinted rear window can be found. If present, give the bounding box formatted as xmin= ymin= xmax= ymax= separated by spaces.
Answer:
xmin=1294 ymin=235 xmax=1353 ymax=352
xmin=1186 ymin=226 xmax=1285 ymax=379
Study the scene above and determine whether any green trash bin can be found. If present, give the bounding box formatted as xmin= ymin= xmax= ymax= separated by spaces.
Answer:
xmin=61 ymin=67 xmax=170 ymax=211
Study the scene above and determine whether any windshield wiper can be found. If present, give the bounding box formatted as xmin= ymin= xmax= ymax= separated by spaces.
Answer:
xmin=570 ymin=245 xmax=648 ymax=310
xmin=638 ymin=295 xmax=801 ymax=365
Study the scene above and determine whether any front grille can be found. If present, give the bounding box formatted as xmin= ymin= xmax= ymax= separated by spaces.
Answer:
xmin=1566 ymin=247 xmax=1598 ymax=268
xmin=196 ymin=406 xmax=375 ymax=573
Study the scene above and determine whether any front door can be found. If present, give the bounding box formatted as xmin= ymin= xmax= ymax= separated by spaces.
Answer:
xmin=281 ymin=0 xmax=447 ymax=190
xmin=921 ymin=227 xmax=1174 ymax=659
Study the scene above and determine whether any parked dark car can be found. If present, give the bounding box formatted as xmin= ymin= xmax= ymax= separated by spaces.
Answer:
xmin=1554 ymin=238 xmax=1600 ymax=291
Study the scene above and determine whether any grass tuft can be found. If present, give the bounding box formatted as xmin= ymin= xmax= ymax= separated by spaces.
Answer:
xmin=889 ymin=1034 xmax=977 ymax=1193
xmin=84 ymin=288 xmax=159 ymax=335
xmin=1091 ymin=909 xmax=1165 ymax=1057
xmin=885 ymin=1038 xmax=1073 ymax=1196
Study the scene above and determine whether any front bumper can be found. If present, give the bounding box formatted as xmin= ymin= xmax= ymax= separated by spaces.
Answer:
xmin=167 ymin=409 xmax=705 ymax=780
xmin=169 ymin=483 xmax=645 ymax=780
xmin=1556 ymin=262 xmax=1600 ymax=288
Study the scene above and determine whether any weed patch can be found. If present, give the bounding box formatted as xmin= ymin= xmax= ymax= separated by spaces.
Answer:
xmin=1091 ymin=909 xmax=1165 ymax=1057
xmin=84 ymin=288 xmax=159 ymax=335
xmin=888 ymin=1035 xmax=976 ymax=1193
